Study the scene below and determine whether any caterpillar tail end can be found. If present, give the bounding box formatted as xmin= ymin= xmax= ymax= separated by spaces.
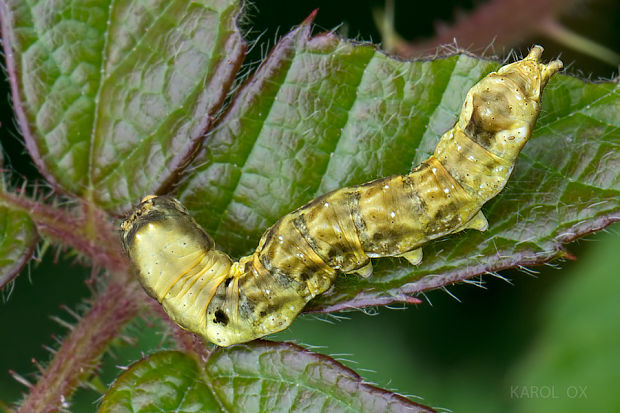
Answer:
xmin=526 ymin=45 xmax=563 ymax=87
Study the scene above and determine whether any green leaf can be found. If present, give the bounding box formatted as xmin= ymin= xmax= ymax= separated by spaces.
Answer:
xmin=100 ymin=342 xmax=435 ymax=412
xmin=99 ymin=350 xmax=217 ymax=412
xmin=0 ymin=0 xmax=245 ymax=213
xmin=0 ymin=203 xmax=38 ymax=289
xmin=178 ymin=21 xmax=619 ymax=311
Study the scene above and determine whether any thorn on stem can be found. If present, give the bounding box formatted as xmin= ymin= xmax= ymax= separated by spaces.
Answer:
xmin=9 ymin=370 xmax=32 ymax=388
xmin=50 ymin=315 xmax=75 ymax=331
xmin=31 ymin=358 xmax=45 ymax=374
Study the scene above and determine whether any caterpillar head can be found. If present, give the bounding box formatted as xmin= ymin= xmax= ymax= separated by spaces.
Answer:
xmin=121 ymin=195 xmax=214 ymax=254
xmin=120 ymin=195 xmax=216 ymax=302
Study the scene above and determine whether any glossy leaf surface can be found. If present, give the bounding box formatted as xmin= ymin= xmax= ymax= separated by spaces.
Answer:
xmin=0 ymin=0 xmax=245 ymax=212
xmin=100 ymin=342 xmax=435 ymax=412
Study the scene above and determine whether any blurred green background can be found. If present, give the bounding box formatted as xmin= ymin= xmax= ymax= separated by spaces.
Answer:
xmin=1 ymin=0 xmax=618 ymax=411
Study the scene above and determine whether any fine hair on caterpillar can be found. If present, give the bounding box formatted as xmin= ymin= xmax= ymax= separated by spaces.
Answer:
xmin=121 ymin=46 xmax=562 ymax=347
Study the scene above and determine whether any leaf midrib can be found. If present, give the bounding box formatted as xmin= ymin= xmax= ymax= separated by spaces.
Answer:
xmin=87 ymin=0 xmax=177 ymax=190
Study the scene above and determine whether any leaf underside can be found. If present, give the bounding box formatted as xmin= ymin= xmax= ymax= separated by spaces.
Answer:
xmin=99 ymin=341 xmax=436 ymax=413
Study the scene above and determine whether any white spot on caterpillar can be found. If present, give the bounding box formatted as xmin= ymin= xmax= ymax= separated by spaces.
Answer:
xmin=390 ymin=211 xmax=396 ymax=218
xmin=444 ymin=188 xmax=450 ymax=193
xmin=384 ymin=185 xmax=390 ymax=189
xmin=324 ymin=202 xmax=329 ymax=207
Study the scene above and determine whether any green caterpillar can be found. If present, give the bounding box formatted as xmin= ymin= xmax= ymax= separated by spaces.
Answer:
xmin=121 ymin=46 xmax=562 ymax=347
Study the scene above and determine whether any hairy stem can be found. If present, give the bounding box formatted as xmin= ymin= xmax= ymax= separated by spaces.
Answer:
xmin=390 ymin=0 xmax=578 ymax=57
xmin=17 ymin=280 xmax=139 ymax=413
xmin=0 ymin=191 xmax=127 ymax=273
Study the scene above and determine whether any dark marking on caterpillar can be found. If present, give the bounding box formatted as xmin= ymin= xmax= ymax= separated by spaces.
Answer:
xmin=213 ymin=309 xmax=228 ymax=326
xmin=120 ymin=47 xmax=562 ymax=346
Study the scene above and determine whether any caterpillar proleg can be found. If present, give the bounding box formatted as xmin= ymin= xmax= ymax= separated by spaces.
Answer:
xmin=121 ymin=46 xmax=562 ymax=346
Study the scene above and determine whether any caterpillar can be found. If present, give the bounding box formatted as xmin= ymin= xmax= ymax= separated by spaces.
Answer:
xmin=120 ymin=46 xmax=562 ymax=347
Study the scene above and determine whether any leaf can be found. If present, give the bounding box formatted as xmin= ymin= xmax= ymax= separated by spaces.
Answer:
xmin=0 ymin=203 xmax=38 ymax=289
xmin=100 ymin=342 xmax=435 ymax=412
xmin=0 ymin=0 xmax=245 ymax=213
xmin=178 ymin=19 xmax=619 ymax=311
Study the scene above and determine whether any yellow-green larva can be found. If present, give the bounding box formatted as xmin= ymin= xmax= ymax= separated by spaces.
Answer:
xmin=120 ymin=46 xmax=562 ymax=347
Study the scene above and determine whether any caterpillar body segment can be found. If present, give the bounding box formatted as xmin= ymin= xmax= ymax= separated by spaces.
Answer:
xmin=120 ymin=197 xmax=233 ymax=335
xmin=121 ymin=46 xmax=562 ymax=347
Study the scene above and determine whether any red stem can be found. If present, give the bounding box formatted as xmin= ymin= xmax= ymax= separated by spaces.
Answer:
xmin=0 ymin=191 xmax=128 ymax=273
xmin=17 ymin=281 xmax=140 ymax=413
xmin=394 ymin=0 xmax=576 ymax=57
